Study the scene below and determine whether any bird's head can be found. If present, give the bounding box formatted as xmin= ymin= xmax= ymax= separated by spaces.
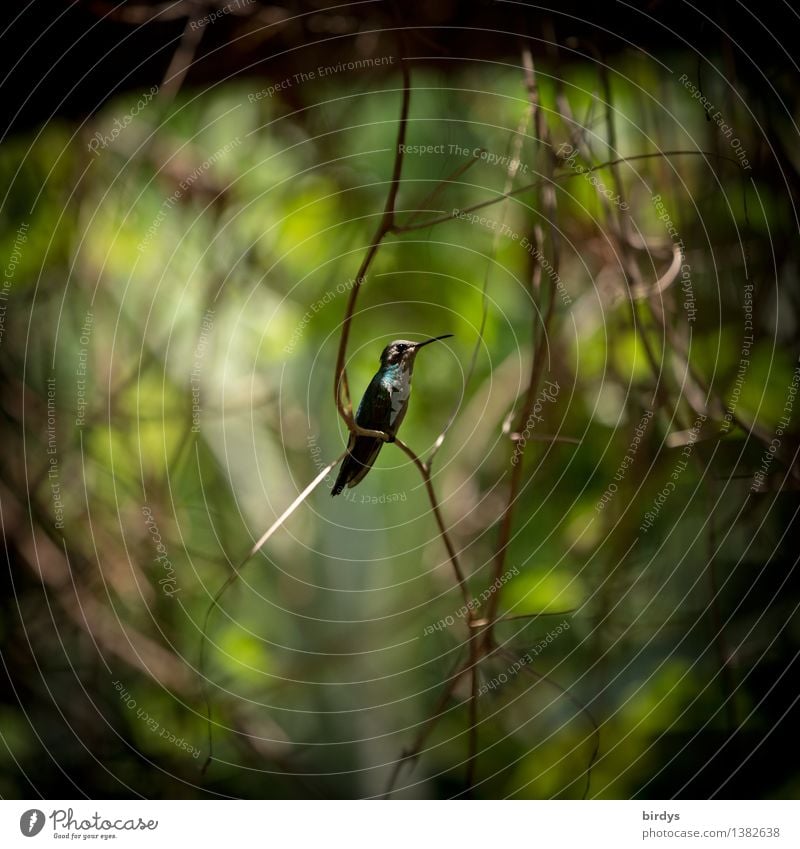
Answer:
xmin=379 ymin=334 xmax=453 ymax=370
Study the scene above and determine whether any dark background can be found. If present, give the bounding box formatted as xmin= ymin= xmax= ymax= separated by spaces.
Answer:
xmin=1 ymin=0 xmax=799 ymax=800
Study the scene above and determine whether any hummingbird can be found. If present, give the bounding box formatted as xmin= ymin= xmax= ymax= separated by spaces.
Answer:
xmin=332 ymin=334 xmax=453 ymax=496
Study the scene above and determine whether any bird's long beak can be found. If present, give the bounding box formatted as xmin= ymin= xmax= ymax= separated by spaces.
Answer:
xmin=412 ymin=333 xmax=454 ymax=350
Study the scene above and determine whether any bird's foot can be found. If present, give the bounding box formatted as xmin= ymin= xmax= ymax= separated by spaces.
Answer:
xmin=352 ymin=425 xmax=392 ymax=442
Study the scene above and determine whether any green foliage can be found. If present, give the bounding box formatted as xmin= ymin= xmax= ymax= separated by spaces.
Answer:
xmin=2 ymin=54 xmax=798 ymax=801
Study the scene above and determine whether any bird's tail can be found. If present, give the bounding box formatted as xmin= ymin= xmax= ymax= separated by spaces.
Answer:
xmin=331 ymin=435 xmax=383 ymax=496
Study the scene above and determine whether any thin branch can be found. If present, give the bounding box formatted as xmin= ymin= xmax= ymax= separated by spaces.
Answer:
xmin=704 ymin=474 xmax=739 ymax=731
xmin=332 ymin=60 xmax=485 ymax=795
xmin=395 ymin=150 xmax=745 ymax=234
xmin=246 ymin=455 xmax=342 ymax=561
xmin=199 ymin=452 xmax=342 ymax=774
xmin=495 ymin=609 xmax=577 ymax=624
xmin=498 ymin=647 xmax=599 ymax=799
xmin=630 ymin=242 xmax=682 ymax=299
xmin=508 ymin=432 xmax=581 ymax=445
xmin=333 ymin=60 xmax=411 ymax=426
xmin=457 ymin=74 xmax=539 ymax=789
xmin=383 ymin=654 xmax=468 ymax=797
xmin=465 ymin=629 xmax=481 ymax=789
xmin=483 ymin=48 xmax=561 ymax=638
xmin=403 ymin=150 xmax=485 ymax=228
xmin=394 ymin=437 xmax=469 ymax=608
xmin=427 ymin=114 xmax=530 ymax=470
xmin=594 ymin=57 xmax=667 ymax=401
xmin=159 ymin=13 xmax=207 ymax=106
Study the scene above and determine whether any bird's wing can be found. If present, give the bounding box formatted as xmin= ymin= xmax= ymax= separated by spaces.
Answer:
xmin=332 ymin=378 xmax=394 ymax=495
xmin=354 ymin=375 xmax=393 ymax=431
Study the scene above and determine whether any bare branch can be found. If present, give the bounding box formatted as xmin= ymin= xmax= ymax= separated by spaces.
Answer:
xmin=383 ymin=653 xmax=468 ymax=797
xmin=394 ymin=437 xmax=470 ymax=608
xmin=498 ymin=647 xmax=599 ymax=799
xmin=395 ymin=150 xmax=744 ymax=234
xmin=402 ymin=149 xmax=485 ymax=228
xmin=199 ymin=452 xmax=343 ymax=774
xmin=246 ymin=454 xmax=342 ymax=561
xmin=427 ymin=110 xmax=530 ymax=470
xmin=334 ymin=61 xmax=411 ymax=426
xmin=159 ymin=13 xmax=207 ymax=106
xmin=483 ymin=47 xmax=561 ymax=637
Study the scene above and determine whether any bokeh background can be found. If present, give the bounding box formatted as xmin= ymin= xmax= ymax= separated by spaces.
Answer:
xmin=1 ymin=1 xmax=799 ymax=799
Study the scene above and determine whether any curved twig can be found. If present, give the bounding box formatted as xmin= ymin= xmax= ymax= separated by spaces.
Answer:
xmin=395 ymin=150 xmax=746 ymax=234
xmin=427 ymin=116 xmax=530 ymax=470
xmin=394 ymin=437 xmax=470 ymax=608
xmin=199 ymin=453 xmax=342 ymax=775
xmin=333 ymin=60 xmax=411 ymax=427
xmin=498 ymin=647 xmax=599 ymax=799
xmin=482 ymin=47 xmax=561 ymax=640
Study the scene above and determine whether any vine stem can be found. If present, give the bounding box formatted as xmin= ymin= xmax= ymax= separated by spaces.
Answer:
xmin=330 ymin=62 xmax=480 ymax=793
xmin=333 ymin=60 xmax=411 ymax=428
xmin=394 ymin=150 xmax=744 ymax=234
xmin=482 ymin=46 xmax=560 ymax=644
xmin=199 ymin=453 xmax=343 ymax=774
xmin=394 ymin=438 xmax=470 ymax=608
